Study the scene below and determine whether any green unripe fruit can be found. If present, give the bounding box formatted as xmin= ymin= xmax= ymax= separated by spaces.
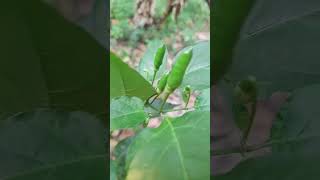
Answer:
xmin=183 ymin=85 xmax=191 ymax=103
xmin=154 ymin=44 xmax=166 ymax=71
xmin=166 ymin=49 xmax=193 ymax=92
xmin=157 ymin=73 xmax=169 ymax=94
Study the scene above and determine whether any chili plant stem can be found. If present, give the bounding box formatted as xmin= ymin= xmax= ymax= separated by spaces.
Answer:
xmin=184 ymin=94 xmax=191 ymax=108
xmin=162 ymin=107 xmax=193 ymax=113
xmin=150 ymin=94 xmax=160 ymax=104
xmin=151 ymin=70 xmax=157 ymax=85
xmin=145 ymin=93 xmax=158 ymax=106
xmin=159 ymin=92 xmax=171 ymax=113
xmin=240 ymin=100 xmax=257 ymax=148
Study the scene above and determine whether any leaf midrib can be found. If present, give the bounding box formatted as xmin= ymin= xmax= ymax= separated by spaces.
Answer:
xmin=244 ymin=7 xmax=320 ymax=39
xmin=166 ymin=119 xmax=189 ymax=180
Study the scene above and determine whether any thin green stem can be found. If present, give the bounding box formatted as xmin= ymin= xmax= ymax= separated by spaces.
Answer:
xmin=151 ymin=70 xmax=157 ymax=86
xmin=162 ymin=107 xmax=193 ymax=113
xmin=150 ymin=94 xmax=160 ymax=105
xmin=159 ymin=92 xmax=171 ymax=113
xmin=241 ymin=100 xmax=257 ymax=147
xmin=184 ymin=94 xmax=191 ymax=108
xmin=144 ymin=93 xmax=157 ymax=106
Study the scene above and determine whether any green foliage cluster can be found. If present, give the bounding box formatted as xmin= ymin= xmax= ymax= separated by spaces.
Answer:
xmin=110 ymin=41 xmax=210 ymax=180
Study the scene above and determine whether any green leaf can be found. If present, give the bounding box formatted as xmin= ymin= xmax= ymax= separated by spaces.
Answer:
xmin=111 ymin=160 xmax=118 ymax=180
xmin=113 ymin=137 xmax=135 ymax=180
xmin=0 ymin=109 xmax=107 ymax=179
xmin=229 ymin=0 xmax=320 ymax=96
xmin=176 ymin=41 xmax=210 ymax=91
xmin=215 ymin=84 xmax=320 ymax=179
xmin=195 ymin=88 xmax=210 ymax=110
xmin=77 ymin=0 xmax=108 ymax=48
xmin=212 ymin=0 xmax=256 ymax=84
xmin=0 ymin=1 xmax=108 ymax=120
xmin=125 ymin=110 xmax=210 ymax=180
xmin=138 ymin=40 xmax=168 ymax=82
xmin=110 ymin=52 xmax=156 ymax=101
xmin=110 ymin=96 xmax=148 ymax=131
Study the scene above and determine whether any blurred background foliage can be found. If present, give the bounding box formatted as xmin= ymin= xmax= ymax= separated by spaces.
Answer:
xmin=110 ymin=0 xmax=210 ymax=66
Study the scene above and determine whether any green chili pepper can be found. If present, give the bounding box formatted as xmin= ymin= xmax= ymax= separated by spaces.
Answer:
xmin=152 ymin=44 xmax=166 ymax=85
xmin=159 ymin=49 xmax=193 ymax=112
xmin=154 ymin=44 xmax=166 ymax=71
xmin=165 ymin=49 xmax=193 ymax=93
xmin=157 ymin=73 xmax=169 ymax=94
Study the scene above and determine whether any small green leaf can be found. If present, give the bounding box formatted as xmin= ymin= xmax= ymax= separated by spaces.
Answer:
xmin=110 ymin=96 xmax=148 ymax=131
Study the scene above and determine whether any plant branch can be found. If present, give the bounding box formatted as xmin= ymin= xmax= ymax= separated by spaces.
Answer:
xmin=240 ymin=100 xmax=257 ymax=148
xmin=212 ymin=135 xmax=320 ymax=156
xmin=162 ymin=107 xmax=194 ymax=113
xmin=151 ymin=70 xmax=157 ymax=85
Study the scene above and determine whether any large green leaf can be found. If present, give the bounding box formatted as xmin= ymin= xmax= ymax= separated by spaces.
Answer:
xmin=113 ymin=137 xmax=135 ymax=180
xmin=125 ymin=111 xmax=210 ymax=180
xmin=76 ymin=0 xmax=108 ymax=48
xmin=0 ymin=109 xmax=107 ymax=179
xmin=215 ymin=84 xmax=320 ymax=179
xmin=176 ymin=41 xmax=210 ymax=91
xmin=110 ymin=96 xmax=147 ymax=131
xmin=111 ymin=160 xmax=118 ymax=180
xmin=110 ymin=52 xmax=156 ymax=101
xmin=138 ymin=39 xmax=168 ymax=82
xmin=212 ymin=0 xmax=256 ymax=84
xmin=229 ymin=0 xmax=320 ymax=96
xmin=0 ymin=1 xmax=107 ymax=119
